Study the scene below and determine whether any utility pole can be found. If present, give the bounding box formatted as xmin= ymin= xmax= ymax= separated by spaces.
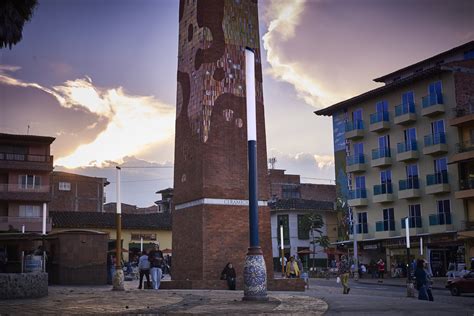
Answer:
xmin=112 ymin=166 xmax=124 ymax=291
xmin=352 ymin=207 xmax=359 ymax=281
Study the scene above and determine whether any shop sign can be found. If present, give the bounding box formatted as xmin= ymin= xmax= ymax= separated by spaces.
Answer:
xmin=363 ymin=244 xmax=378 ymax=250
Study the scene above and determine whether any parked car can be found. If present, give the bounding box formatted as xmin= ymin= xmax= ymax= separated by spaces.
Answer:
xmin=446 ymin=271 xmax=474 ymax=296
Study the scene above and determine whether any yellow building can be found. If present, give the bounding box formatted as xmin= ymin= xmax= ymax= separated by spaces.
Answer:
xmin=50 ymin=211 xmax=172 ymax=261
xmin=316 ymin=41 xmax=474 ymax=273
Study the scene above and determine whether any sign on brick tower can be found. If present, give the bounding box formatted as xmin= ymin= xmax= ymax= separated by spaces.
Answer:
xmin=172 ymin=0 xmax=273 ymax=288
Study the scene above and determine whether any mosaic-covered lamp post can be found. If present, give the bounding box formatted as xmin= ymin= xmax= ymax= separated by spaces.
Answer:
xmin=243 ymin=48 xmax=268 ymax=301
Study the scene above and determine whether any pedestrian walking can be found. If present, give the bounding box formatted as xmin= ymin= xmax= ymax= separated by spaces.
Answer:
xmin=148 ymin=244 xmax=163 ymax=290
xmin=377 ymin=259 xmax=385 ymax=282
xmin=338 ymin=255 xmax=350 ymax=294
xmin=414 ymin=259 xmax=429 ymax=300
xmin=137 ymin=251 xmax=151 ymax=289
xmin=424 ymin=260 xmax=434 ymax=301
xmin=221 ymin=262 xmax=236 ymax=290
xmin=286 ymin=256 xmax=300 ymax=278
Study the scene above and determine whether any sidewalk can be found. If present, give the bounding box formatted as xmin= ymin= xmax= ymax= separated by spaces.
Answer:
xmin=355 ymin=277 xmax=448 ymax=290
xmin=0 ymin=279 xmax=328 ymax=315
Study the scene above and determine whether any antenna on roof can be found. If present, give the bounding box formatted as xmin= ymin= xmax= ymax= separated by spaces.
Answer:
xmin=27 ymin=125 xmax=30 ymax=135
xmin=268 ymin=157 xmax=277 ymax=169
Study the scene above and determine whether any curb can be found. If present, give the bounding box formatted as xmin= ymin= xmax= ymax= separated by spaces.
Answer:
xmin=356 ymin=280 xmax=446 ymax=290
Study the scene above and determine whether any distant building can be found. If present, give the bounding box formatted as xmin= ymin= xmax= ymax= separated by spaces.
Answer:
xmin=315 ymin=41 xmax=474 ymax=274
xmin=103 ymin=202 xmax=138 ymax=214
xmin=49 ymin=171 xmax=109 ymax=213
xmin=155 ymin=187 xmax=173 ymax=213
xmin=0 ymin=133 xmax=55 ymax=233
xmin=268 ymin=169 xmax=337 ymax=269
xmin=50 ymin=211 xmax=172 ymax=261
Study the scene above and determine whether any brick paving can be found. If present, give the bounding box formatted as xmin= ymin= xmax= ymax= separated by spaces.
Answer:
xmin=0 ymin=280 xmax=328 ymax=315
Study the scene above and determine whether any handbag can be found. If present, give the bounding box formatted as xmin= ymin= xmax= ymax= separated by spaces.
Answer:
xmin=220 ymin=273 xmax=227 ymax=280
xmin=336 ymin=276 xmax=341 ymax=284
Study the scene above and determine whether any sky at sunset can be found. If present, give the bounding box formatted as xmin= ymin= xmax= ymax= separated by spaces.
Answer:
xmin=1 ymin=0 xmax=473 ymax=206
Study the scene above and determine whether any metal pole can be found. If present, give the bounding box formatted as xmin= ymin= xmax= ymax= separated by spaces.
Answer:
xmin=280 ymin=222 xmax=285 ymax=277
xmin=243 ymin=48 xmax=267 ymax=301
xmin=113 ymin=166 xmax=124 ymax=291
xmin=22 ymin=225 xmax=25 ymax=234
xmin=21 ymin=251 xmax=24 ymax=273
xmin=405 ymin=217 xmax=414 ymax=297
xmin=140 ymin=236 xmax=143 ymax=252
xmin=42 ymin=202 xmax=47 ymax=235
xmin=352 ymin=208 xmax=359 ymax=281
xmin=420 ymin=237 xmax=423 ymax=256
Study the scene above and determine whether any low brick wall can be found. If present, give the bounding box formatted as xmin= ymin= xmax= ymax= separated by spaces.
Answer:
xmin=0 ymin=273 xmax=48 ymax=299
xmin=160 ymin=278 xmax=305 ymax=291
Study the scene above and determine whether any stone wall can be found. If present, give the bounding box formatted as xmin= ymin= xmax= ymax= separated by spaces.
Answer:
xmin=0 ymin=273 xmax=48 ymax=299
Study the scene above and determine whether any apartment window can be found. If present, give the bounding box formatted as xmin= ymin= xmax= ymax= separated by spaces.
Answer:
xmin=357 ymin=212 xmax=368 ymax=234
xmin=376 ymin=100 xmax=388 ymax=113
xmin=297 ymin=215 xmax=310 ymax=240
xmin=434 ymin=157 xmax=448 ymax=175
xmin=402 ymin=91 xmax=414 ymax=106
xmin=282 ymin=185 xmax=300 ymax=199
xmin=404 ymin=128 xmax=417 ymax=145
xmin=354 ymin=142 xmax=364 ymax=157
xmin=382 ymin=208 xmax=395 ymax=231
xmin=19 ymin=175 xmax=40 ymax=189
xmin=19 ymin=205 xmax=41 ymax=217
xmin=436 ymin=199 xmax=451 ymax=225
xmin=352 ymin=109 xmax=363 ymax=121
xmin=58 ymin=182 xmax=71 ymax=191
xmin=277 ymin=214 xmax=290 ymax=245
xmin=355 ymin=175 xmax=366 ymax=189
xmin=429 ymin=81 xmax=443 ymax=100
xmin=431 ymin=119 xmax=445 ymax=135
xmin=379 ymin=170 xmax=392 ymax=193
xmin=378 ymin=135 xmax=390 ymax=154
xmin=409 ymin=204 xmax=422 ymax=228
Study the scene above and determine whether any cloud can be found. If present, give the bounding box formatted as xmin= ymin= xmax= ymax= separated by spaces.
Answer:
xmin=262 ymin=0 xmax=343 ymax=108
xmin=0 ymin=65 xmax=175 ymax=168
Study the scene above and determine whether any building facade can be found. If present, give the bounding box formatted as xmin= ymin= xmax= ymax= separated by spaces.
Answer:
xmin=316 ymin=41 xmax=474 ymax=275
xmin=268 ymin=169 xmax=337 ymax=269
xmin=49 ymin=171 xmax=109 ymax=213
xmin=0 ymin=133 xmax=55 ymax=233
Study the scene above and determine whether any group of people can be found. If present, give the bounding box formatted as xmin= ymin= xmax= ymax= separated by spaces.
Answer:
xmin=137 ymin=244 xmax=165 ymax=290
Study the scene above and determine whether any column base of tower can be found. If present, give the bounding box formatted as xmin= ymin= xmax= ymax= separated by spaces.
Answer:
xmin=159 ymin=278 xmax=305 ymax=291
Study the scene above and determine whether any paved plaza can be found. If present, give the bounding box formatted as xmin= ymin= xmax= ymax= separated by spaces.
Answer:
xmin=0 ymin=279 xmax=327 ymax=315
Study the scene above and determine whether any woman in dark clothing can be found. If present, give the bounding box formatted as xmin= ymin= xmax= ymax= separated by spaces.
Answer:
xmin=414 ymin=259 xmax=429 ymax=300
xmin=221 ymin=262 xmax=236 ymax=290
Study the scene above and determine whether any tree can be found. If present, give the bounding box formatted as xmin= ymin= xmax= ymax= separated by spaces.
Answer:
xmin=300 ymin=211 xmax=330 ymax=273
xmin=0 ymin=0 xmax=38 ymax=49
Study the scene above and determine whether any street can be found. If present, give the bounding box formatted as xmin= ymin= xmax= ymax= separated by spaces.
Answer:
xmin=305 ymin=278 xmax=474 ymax=315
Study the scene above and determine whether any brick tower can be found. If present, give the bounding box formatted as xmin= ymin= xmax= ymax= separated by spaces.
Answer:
xmin=172 ymin=0 xmax=273 ymax=286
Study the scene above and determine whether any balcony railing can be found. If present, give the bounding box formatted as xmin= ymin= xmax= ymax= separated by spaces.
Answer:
xmin=456 ymin=140 xmax=474 ymax=153
xmin=370 ymin=111 xmax=389 ymax=124
xmin=429 ymin=213 xmax=452 ymax=226
xmin=372 ymin=147 xmax=391 ymax=159
xmin=395 ymin=103 xmax=416 ymax=116
xmin=401 ymin=216 xmax=422 ymax=228
xmin=373 ymin=183 xmax=393 ymax=195
xmin=347 ymin=154 xmax=365 ymax=165
xmin=399 ymin=177 xmax=420 ymax=190
xmin=0 ymin=216 xmax=51 ymax=224
xmin=349 ymin=188 xmax=367 ymax=199
xmin=345 ymin=120 xmax=364 ymax=132
xmin=424 ymin=132 xmax=446 ymax=147
xmin=397 ymin=141 xmax=418 ymax=153
xmin=460 ymin=178 xmax=474 ymax=190
xmin=426 ymin=171 xmax=448 ymax=185
xmin=0 ymin=153 xmax=53 ymax=163
xmin=376 ymin=220 xmax=395 ymax=232
xmin=422 ymin=93 xmax=443 ymax=108
xmin=0 ymin=184 xmax=50 ymax=193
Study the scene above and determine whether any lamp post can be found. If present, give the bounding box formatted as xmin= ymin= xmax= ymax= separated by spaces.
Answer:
xmin=280 ymin=221 xmax=285 ymax=277
xmin=112 ymin=166 xmax=124 ymax=291
xmin=405 ymin=217 xmax=414 ymax=297
xmin=242 ymin=48 xmax=268 ymax=301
